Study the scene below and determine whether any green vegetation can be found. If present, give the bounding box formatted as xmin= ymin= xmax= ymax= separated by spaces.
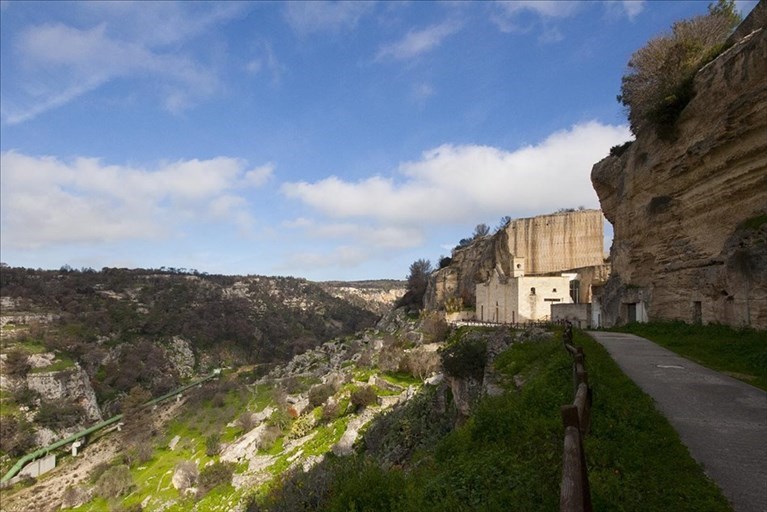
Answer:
xmin=439 ymin=330 xmax=487 ymax=380
xmin=257 ymin=328 xmax=731 ymax=511
xmin=618 ymin=0 xmax=741 ymax=137
xmin=614 ymin=322 xmax=767 ymax=390
xmin=737 ymin=213 xmax=767 ymax=232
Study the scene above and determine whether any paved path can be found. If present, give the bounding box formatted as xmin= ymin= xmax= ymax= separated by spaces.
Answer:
xmin=587 ymin=331 xmax=767 ymax=512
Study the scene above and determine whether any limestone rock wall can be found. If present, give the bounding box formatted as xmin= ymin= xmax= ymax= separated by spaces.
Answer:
xmin=591 ymin=16 xmax=767 ymax=328
xmin=425 ymin=210 xmax=605 ymax=310
xmin=27 ymin=365 xmax=103 ymax=422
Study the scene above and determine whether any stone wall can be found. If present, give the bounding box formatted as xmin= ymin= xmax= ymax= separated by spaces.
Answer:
xmin=504 ymin=210 xmax=604 ymax=275
xmin=591 ymin=9 xmax=767 ymax=328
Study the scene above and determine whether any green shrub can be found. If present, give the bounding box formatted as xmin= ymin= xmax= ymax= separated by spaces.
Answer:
xmin=267 ymin=407 xmax=293 ymax=431
xmin=0 ymin=416 xmax=36 ymax=456
xmin=308 ymin=383 xmax=336 ymax=408
xmin=197 ymin=461 xmax=234 ymax=497
xmin=95 ymin=464 xmax=134 ymax=499
xmin=618 ymin=0 xmax=740 ymax=136
xmin=35 ymin=400 xmax=85 ymax=429
xmin=4 ymin=350 xmax=30 ymax=377
xmin=11 ymin=386 xmax=40 ymax=407
xmin=321 ymin=401 xmax=340 ymax=423
xmin=440 ymin=336 xmax=487 ymax=380
xmin=349 ymin=386 xmax=378 ymax=411
xmin=205 ymin=433 xmax=221 ymax=456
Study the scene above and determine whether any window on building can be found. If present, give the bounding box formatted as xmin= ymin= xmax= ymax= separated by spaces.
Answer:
xmin=570 ymin=280 xmax=580 ymax=304
xmin=553 ymin=288 xmax=557 ymax=293
xmin=530 ymin=287 xmax=536 ymax=295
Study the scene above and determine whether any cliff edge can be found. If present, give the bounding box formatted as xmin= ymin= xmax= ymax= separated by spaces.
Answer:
xmin=591 ymin=5 xmax=767 ymax=328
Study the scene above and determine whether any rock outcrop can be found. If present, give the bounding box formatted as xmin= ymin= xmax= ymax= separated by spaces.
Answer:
xmin=27 ymin=365 xmax=103 ymax=422
xmin=425 ymin=209 xmax=605 ymax=310
xmin=591 ymin=9 xmax=767 ymax=328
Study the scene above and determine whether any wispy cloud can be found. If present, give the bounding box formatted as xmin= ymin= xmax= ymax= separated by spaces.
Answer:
xmin=0 ymin=152 xmax=271 ymax=248
xmin=492 ymin=1 xmax=645 ymax=38
xmin=604 ymin=1 xmax=646 ymax=21
xmin=284 ymin=1 xmax=375 ymax=35
xmin=245 ymin=42 xmax=286 ymax=86
xmin=376 ymin=20 xmax=462 ymax=61
xmin=1 ymin=3 xmax=243 ymax=124
xmin=282 ymin=121 xmax=631 ymax=226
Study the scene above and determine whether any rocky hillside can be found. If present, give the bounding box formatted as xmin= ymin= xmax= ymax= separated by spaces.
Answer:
xmin=591 ymin=6 xmax=767 ymax=328
xmin=319 ymin=280 xmax=406 ymax=316
xmin=0 ymin=267 xmax=381 ymax=464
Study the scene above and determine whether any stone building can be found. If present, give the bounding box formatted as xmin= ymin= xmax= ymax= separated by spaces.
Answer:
xmin=475 ymin=255 xmax=610 ymax=325
xmin=426 ymin=209 xmax=607 ymax=312
xmin=475 ymin=259 xmax=577 ymax=323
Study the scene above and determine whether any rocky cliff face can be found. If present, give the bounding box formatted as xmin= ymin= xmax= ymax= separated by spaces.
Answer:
xmin=27 ymin=366 xmax=103 ymax=422
xmin=591 ymin=14 xmax=767 ymax=328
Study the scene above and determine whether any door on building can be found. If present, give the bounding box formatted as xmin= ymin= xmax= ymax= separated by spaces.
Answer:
xmin=693 ymin=301 xmax=702 ymax=325
xmin=627 ymin=303 xmax=637 ymax=323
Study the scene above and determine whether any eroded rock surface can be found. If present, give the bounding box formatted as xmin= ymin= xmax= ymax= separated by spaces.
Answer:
xmin=591 ymin=17 xmax=767 ymax=328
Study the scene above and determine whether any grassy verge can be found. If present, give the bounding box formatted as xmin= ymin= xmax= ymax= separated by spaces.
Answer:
xmin=260 ymin=329 xmax=732 ymax=511
xmin=576 ymin=330 xmax=731 ymax=511
xmin=613 ymin=322 xmax=767 ymax=390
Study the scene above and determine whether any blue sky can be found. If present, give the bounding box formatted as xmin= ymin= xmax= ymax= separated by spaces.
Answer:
xmin=0 ymin=1 xmax=758 ymax=281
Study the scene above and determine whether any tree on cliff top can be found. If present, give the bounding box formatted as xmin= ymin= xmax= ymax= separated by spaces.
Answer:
xmin=395 ymin=259 xmax=433 ymax=313
xmin=618 ymin=0 xmax=741 ymax=136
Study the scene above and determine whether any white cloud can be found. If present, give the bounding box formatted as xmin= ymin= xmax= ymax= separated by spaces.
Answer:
xmin=0 ymin=152 xmax=270 ymax=249
xmin=284 ymin=2 xmax=375 ymax=35
xmin=376 ymin=20 xmax=462 ymax=61
xmin=282 ymin=121 xmax=632 ymax=225
xmin=242 ymin=163 xmax=275 ymax=187
xmin=284 ymin=218 xmax=424 ymax=250
xmin=497 ymin=1 xmax=582 ymax=19
xmin=2 ymin=3 xmax=241 ymax=124
xmin=492 ymin=1 xmax=645 ymax=39
xmin=620 ymin=1 xmax=645 ymax=20
xmin=492 ymin=1 xmax=581 ymax=34
xmin=279 ymin=246 xmax=371 ymax=271
xmin=604 ymin=1 xmax=645 ymax=21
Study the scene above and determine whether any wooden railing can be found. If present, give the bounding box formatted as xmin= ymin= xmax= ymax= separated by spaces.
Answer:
xmin=560 ymin=321 xmax=593 ymax=512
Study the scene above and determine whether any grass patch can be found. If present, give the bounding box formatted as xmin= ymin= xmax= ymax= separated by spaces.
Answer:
xmin=28 ymin=353 xmax=76 ymax=373
xmin=259 ymin=328 xmax=732 ymax=511
xmin=380 ymin=371 xmax=421 ymax=387
xmin=577 ymin=330 xmax=731 ymax=510
xmin=613 ymin=322 xmax=767 ymax=390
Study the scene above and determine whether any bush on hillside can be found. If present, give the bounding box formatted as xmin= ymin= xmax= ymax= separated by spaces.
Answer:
xmin=440 ymin=336 xmax=487 ymax=381
xmin=4 ymin=350 xmax=30 ymax=377
xmin=308 ymin=382 xmax=336 ymax=408
xmin=0 ymin=416 xmax=36 ymax=456
xmin=350 ymin=386 xmax=378 ymax=411
xmin=618 ymin=0 xmax=740 ymax=136
xmin=95 ymin=464 xmax=134 ymax=499
xmin=35 ymin=401 xmax=85 ymax=429
xmin=197 ymin=461 xmax=234 ymax=498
